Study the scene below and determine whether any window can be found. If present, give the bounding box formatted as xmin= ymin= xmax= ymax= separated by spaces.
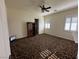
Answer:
xmin=45 ymin=23 xmax=50 ymax=29
xmin=65 ymin=17 xmax=71 ymax=30
xmin=65 ymin=16 xmax=78 ymax=31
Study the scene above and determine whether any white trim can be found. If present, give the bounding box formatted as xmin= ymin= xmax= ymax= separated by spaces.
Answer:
xmin=0 ymin=0 xmax=11 ymax=58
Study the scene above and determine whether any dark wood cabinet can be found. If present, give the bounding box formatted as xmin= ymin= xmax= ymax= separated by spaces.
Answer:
xmin=35 ymin=19 xmax=39 ymax=35
xmin=27 ymin=19 xmax=39 ymax=37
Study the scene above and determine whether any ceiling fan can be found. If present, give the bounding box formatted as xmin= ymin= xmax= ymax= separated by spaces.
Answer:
xmin=40 ymin=5 xmax=51 ymax=12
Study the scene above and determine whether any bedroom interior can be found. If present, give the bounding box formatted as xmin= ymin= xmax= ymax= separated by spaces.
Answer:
xmin=3 ymin=0 xmax=78 ymax=59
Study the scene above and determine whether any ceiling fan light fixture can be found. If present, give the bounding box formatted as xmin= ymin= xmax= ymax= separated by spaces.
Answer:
xmin=40 ymin=5 xmax=51 ymax=13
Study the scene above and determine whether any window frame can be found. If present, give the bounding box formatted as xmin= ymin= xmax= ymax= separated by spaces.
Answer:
xmin=64 ymin=16 xmax=78 ymax=32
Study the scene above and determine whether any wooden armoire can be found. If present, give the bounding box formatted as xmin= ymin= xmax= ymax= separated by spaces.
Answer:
xmin=27 ymin=19 xmax=39 ymax=37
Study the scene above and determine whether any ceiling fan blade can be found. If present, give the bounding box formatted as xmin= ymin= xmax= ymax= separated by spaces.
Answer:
xmin=40 ymin=6 xmax=42 ymax=8
xmin=45 ymin=9 xmax=49 ymax=12
xmin=46 ymin=7 xmax=51 ymax=9
xmin=43 ymin=5 xmax=44 ymax=8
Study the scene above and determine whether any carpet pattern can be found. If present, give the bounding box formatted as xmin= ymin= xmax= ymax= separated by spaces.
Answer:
xmin=10 ymin=34 xmax=78 ymax=59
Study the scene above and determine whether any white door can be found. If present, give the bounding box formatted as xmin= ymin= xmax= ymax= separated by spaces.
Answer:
xmin=0 ymin=0 xmax=11 ymax=59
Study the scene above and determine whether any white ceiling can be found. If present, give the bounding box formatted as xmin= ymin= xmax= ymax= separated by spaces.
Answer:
xmin=5 ymin=0 xmax=78 ymax=15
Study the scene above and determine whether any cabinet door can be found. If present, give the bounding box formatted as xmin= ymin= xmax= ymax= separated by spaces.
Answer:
xmin=27 ymin=22 xmax=34 ymax=37
xmin=35 ymin=19 xmax=39 ymax=35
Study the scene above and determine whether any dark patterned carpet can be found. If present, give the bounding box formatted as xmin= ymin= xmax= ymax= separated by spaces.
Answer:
xmin=10 ymin=34 xmax=78 ymax=59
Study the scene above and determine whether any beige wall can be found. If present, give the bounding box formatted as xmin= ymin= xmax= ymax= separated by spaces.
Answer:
xmin=0 ymin=0 xmax=10 ymax=58
xmin=44 ymin=7 xmax=78 ymax=41
xmin=7 ymin=6 xmax=78 ymax=42
xmin=7 ymin=8 xmax=44 ymax=39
